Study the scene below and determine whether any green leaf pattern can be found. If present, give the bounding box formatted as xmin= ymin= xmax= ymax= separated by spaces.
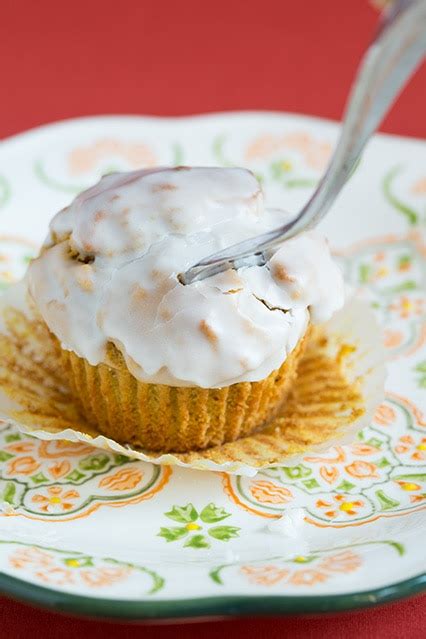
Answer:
xmin=164 ymin=504 xmax=198 ymax=523
xmin=383 ymin=166 xmax=419 ymax=226
xmin=414 ymin=361 xmax=426 ymax=388
xmin=199 ymin=504 xmax=231 ymax=523
xmin=184 ymin=535 xmax=210 ymax=549
xmin=158 ymin=503 xmax=240 ymax=549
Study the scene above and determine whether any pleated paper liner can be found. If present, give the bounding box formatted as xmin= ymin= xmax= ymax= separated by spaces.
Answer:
xmin=62 ymin=326 xmax=310 ymax=453
xmin=0 ymin=281 xmax=385 ymax=476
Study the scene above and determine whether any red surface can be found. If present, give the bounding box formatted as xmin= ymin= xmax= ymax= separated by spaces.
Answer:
xmin=1 ymin=0 xmax=425 ymax=636
xmin=1 ymin=594 xmax=426 ymax=638
xmin=1 ymin=0 xmax=425 ymax=139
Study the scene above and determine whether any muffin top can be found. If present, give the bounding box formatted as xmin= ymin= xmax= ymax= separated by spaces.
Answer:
xmin=28 ymin=167 xmax=344 ymax=388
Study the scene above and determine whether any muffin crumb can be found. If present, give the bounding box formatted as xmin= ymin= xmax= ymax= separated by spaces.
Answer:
xmin=272 ymin=263 xmax=296 ymax=283
xmin=199 ymin=320 xmax=218 ymax=347
xmin=239 ymin=357 xmax=250 ymax=370
xmin=94 ymin=210 xmax=106 ymax=223
xmin=160 ymin=308 xmax=173 ymax=321
xmin=131 ymin=284 xmax=147 ymax=304
xmin=152 ymin=183 xmax=178 ymax=192
xmin=76 ymin=265 xmax=94 ymax=292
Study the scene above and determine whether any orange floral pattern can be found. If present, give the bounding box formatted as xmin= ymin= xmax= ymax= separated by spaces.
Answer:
xmin=7 ymin=456 xmax=40 ymax=476
xmin=319 ymin=550 xmax=362 ymax=573
xmin=240 ymin=550 xmax=362 ymax=588
xmin=383 ymin=329 xmax=403 ymax=349
xmin=289 ymin=570 xmax=328 ymax=586
xmin=249 ymin=480 xmax=293 ymax=504
xmin=345 ymin=461 xmax=379 ymax=479
xmin=245 ymin=132 xmax=332 ymax=170
xmin=316 ymin=495 xmax=365 ymax=519
xmin=411 ymin=177 xmax=426 ymax=195
xmin=0 ymin=425 xmax=171 ymax=521
xmin=319 ymin=466 xmax=339 ymax=484
xmin=5 ymin=543 xmax=163 ymax=593
xmin=80 ymin=566 xmax=132 ymax=587
xmin=48 ymin=461 xmax=72 ymax=479
xmin=5 ymin=441 xmax=35 ymax=454
xmin=98 ymin=467 xmax=143 ymax=490
xmin=10 ymin=547 xmax=53 ymax=570
xmin=226 ymin=390 xmax=426 ymax=527
xmin=31 ymin=486 xmax=80 ymax=513
xmin=241 ymin=565 xmax=290 ymax=586
xmin=374 ymin=404 xmax=396 ymax=426
xmin=68 ymin=139 xmax=156 ymax=175
xmin=36 ymin=567 xmax=75 ymax=586
xmin=393 ymin=470 xmax=426 ymax=504
xmin=390 ymin=296 xmax=424 ymax=320
xmin=350 ymin=443 xmax=381 ymax=456
xmin=394 ymin=435 xmax=426 ymax=462
xmin=305 ymin=447 xmax=346 ymax=464
xmin=38 ymin=440 xmax=95 ymax=459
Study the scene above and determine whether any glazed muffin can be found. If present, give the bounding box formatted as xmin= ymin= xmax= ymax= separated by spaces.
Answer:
xmin=27 ymin=167 xmax=344 ymax=452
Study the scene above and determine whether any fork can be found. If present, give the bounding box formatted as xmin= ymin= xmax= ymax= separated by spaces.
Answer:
xmin=179 ymin=0 xmax=426 ymax=286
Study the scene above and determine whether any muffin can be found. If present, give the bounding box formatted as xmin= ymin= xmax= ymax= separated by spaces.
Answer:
xmin=27 ymin=167 xmax=344 ymax=452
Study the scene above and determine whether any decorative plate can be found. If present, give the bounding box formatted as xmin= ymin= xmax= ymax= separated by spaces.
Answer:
xmin=0 ymin=113 xmax=425 ymax=620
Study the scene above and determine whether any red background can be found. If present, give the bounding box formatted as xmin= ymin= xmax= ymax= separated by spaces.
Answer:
xmin=1 ymin=594 xmax=426 ymax=639
xmin=1 ymin=0 xmax=425 ymax=139
xmin=1 ymin=0 xmax=425 ymax=636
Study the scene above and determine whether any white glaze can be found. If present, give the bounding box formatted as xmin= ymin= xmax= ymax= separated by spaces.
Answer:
xmin=28 ymin=167 xmax=344 ymax=387
xmin=265 ymin=508 xmax=306 ymax=539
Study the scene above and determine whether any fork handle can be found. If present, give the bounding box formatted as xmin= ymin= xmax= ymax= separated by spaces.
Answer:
xmin=181 ymin=0 xmax=426 ymax=285
xmin=287 ymin=0 xmax=426 ymax=239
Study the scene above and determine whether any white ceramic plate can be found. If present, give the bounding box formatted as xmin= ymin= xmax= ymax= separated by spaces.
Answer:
xmin=0 ymin=112 xmax=425 ymax=620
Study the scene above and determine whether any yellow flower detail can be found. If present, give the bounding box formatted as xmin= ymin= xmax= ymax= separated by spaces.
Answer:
xmin=186 ymin=523 xmax=201 ymax=531
xmin=317 ymin=495 xmax=364 ymax=518
xmin=375 ymin=266 xmax=389 ymax=278
xmin=279 ymin=160 xmax=292 ymax=172
xmin=402 ymin=299 xmax=412 ymax=312
xmin=399 ymin=482 xmax=420 ymax=491
xmin=395 ymin=435 xmax=426 ymax=461
xmin=293 ymin=556 xmax=309 ymax=563
xmin=64 ymin=559 xmax=81 ymax=568
xmin=390 ymin=296 xmax=424 ymax=319
xmin=339 ymin=502 xmax=356 ymax=513
xmin=32 ymin=486 xmax=80 ymax=513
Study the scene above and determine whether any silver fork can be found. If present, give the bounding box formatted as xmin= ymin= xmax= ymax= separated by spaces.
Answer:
xmin=179 ymin=0 xmax=426 ymax=286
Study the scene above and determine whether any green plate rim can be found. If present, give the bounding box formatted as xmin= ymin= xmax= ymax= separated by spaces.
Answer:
xmin=1 ymin=569 xmax=425 ymax=620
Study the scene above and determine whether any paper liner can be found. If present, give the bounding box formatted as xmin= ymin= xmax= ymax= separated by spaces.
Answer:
xmin=0 ymin=282 xmax=385 ymax=476
xmin=61 ymin=329 xmax=308 ymax=453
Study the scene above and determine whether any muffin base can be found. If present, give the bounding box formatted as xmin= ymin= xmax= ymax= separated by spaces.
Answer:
xmin=61 ymin=331 xmax=309 ymax=453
